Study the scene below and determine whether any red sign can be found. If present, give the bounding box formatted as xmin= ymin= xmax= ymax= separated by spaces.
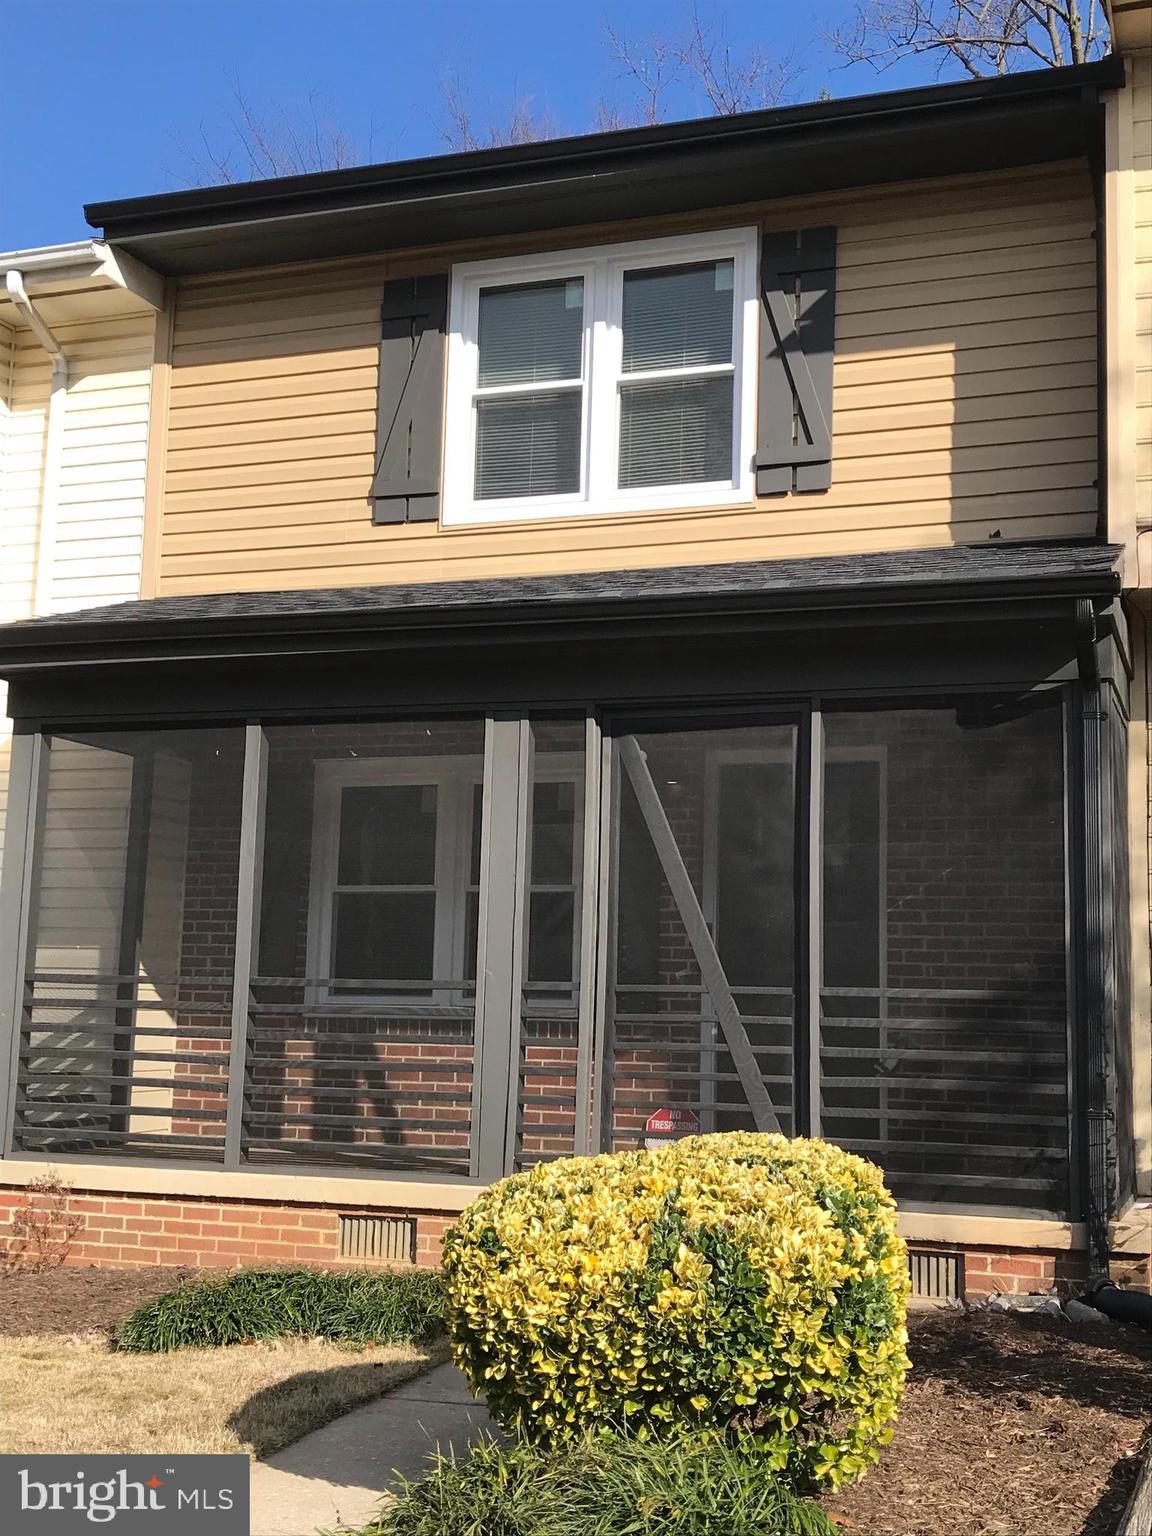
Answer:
xmin=645 ymin=1106 xmax=701 ymax=1140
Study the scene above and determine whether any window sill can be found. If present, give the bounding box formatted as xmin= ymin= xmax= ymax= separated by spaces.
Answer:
xmin=440 ymin=487 xmax=756 ymax=530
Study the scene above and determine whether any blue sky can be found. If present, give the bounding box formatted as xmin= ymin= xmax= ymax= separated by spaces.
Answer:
xmin=0 ymin=0 xmax=949 ymax=251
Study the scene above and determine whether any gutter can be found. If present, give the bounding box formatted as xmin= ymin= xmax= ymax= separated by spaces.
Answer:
xmin=0 ymin=240 xmax=164 ymax=311
xmin=4 ymin=270 xmax=68 ymax=615
xmin=0 ymin=239 xmax=108 ymax=275
xmin=85 ymin=57 xmax=1126 ymax=242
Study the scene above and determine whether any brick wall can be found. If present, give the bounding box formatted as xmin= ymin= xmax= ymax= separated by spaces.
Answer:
xmin=822 ymin=704 xmax=1068 ymax=1208
xmin=912 ymin=1241 xmax=1088 ymax=1299
xmin=0 ymin=1178 xmax=1108 ymax=1299
xmin=0 ymin=1184 xmax=454 ymax=1269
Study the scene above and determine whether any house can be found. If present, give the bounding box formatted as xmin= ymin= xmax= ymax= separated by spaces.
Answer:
xmin=0 ymin=15 xmax=1148 ymax=1298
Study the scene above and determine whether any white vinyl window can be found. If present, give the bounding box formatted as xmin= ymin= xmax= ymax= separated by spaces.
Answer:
xmin=306 ymin=756 xmax=583 ymax=1003
xmin=443 ymin=228 xmax=759 ymax=526
xmin=306 ymin=757 xmax=483 ymax=1003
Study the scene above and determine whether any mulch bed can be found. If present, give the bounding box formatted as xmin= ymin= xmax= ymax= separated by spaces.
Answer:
xmin=2 ymin=1272 xmax=1150 ymax=1532
xmin=829 ymin=1309 xmax=1152 ymax=1536
xmin=0 ymin=1265 xmax=206 ymax=1336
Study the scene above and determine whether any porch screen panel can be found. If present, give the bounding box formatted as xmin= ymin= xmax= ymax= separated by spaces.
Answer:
xmin=601 ymin=723 xmax=796 ymax=1150
xmin=819 ymin=699 xmax=1068 ymax=1211
xmin=15 ymin=728 xmax=242 ymax=1161
xmin=247 ymin=719 xmax=486 ymax=1174
xmin=514 ymin=719 xmax=586 ymax=1170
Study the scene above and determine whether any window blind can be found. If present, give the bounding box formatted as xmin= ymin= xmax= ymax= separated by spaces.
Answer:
xmin=477 ymin=278 xmax=584 ymax=386
xmin=618 ymin=259 xmax=735 ymax=488
xmin=622 ymin=260 xmax=733 ymax=372
xmin=475 ymin=391 xmax=582 ymax=500
xmin=475 ymin=278 xmax=584 ymax=499
xmin=619 ymin=376 xmax=733 ymax=489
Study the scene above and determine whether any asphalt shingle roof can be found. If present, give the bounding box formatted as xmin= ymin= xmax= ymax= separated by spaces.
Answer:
xmin=2 ymin=543 xmax=1122 ymax=641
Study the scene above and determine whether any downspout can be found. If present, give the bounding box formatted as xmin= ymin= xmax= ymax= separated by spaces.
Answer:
xmin=1076 ymin=597 xmax=1115 ymax=1281
xmin=4 ymin=270 xmax=67 ymax=615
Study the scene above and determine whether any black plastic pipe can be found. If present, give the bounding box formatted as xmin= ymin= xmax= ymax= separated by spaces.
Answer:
xmin=1087 ymin=1280 xmax=1152 ymax=1330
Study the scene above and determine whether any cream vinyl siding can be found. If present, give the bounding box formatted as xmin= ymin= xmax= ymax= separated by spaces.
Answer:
xmin=23 ymin=316 xmax=153 ymax=613
xmin=0 ymin=310 xmax=155 ymax=885
xmin=27 ymin=738 xmax=135 ymax=1133
xmin=1135 ymin=50 xmax=1152 ymax=587
xmin=159 ymin=162 xmax=1100 ymax=595
xmin=0 ymin=318 xmax=20 ymax=882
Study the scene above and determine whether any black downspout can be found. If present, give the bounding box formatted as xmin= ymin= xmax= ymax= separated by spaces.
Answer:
xmin=1083 ymin=83 xmax=1109 ymax=546
xmin=1076 ymin=597 xmax=1114 ymax=1279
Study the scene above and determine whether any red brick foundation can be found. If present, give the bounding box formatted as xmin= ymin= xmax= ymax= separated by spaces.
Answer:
xmin=0 ymin=1185 xmax=454 ymax=1270
xmin=911 ymin=1241 xmax=1088 ymax=1298
xmin=0 ymin=1180 xmax=1107 ymax=1299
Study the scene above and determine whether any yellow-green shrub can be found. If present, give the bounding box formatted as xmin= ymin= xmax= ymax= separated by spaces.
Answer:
xmin=442 ymin=1133 xmax=909 ymax=1489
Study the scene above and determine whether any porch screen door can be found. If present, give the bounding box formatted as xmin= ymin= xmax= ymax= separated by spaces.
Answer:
xmin=597 ymin=721 xmax=798 ymax=1151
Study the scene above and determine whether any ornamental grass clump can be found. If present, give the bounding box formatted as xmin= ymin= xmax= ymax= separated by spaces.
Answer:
xmin=366 ymin=1432 xmax=838 ymax=1536
xmin=442 ymin=1132 xmax=909 ymax=1489
xmin=115 ymin=1266 xmax=444 ymax=1353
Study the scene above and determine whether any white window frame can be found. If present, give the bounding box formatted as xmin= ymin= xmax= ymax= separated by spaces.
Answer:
xmin=306 ymin=756 xmax=483 ymax=1005
xmin=305 ymin=754 xmax=585 ymax=1005
xmin=442 ymin=227 xmax=760 ymax=527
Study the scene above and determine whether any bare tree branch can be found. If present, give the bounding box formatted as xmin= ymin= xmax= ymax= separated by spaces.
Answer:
xmin=175 ymin=86 xmax=362 ymax=186
xmin=438 ymin=71 xmax=559 ymax=151
xmin=829 ymin=0 xmax=1107 ymax=78
xmin=600 ymin=9 xmax=803 ymax=126
xmin=679 ymin=5 xmax=803 ymax=112
xmin=602 ymin=22 xmax=684 ymax=125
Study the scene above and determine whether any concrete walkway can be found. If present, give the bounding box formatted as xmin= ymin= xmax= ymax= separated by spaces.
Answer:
xmin=249 ymin=1363 xmax=498 ymax=1536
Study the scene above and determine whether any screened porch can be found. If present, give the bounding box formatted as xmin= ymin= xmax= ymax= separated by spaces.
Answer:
xmin=0 ymin=544 xmax=1130 ymax=1245
xmin=1 ymin=695 xmax=1078 ymax=1213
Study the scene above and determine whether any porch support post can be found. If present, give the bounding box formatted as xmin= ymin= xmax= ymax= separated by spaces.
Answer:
xmin=0 ymin=730 xmax=45 ymax=1154
xmin=224 ymin=723 xmax=267 ymax=1169
xmin=473 ymin=716 xmax=529 ymax=1182
xmin=574 ymin=713 xmax=602 ymax=1156
xmin=589 ymin=729 xmax=618 ymax=1157
xmin=618 ymin=735 xmax=782 ymax=1135
xmin=800 ymin=708 xmax=824 ymax=1138
xmin=111 ymin=747 xmax=156 ymax=1127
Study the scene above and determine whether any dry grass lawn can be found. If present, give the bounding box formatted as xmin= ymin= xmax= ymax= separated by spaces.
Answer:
xmin=0 ymin=1332 xmax=448 ymax=1458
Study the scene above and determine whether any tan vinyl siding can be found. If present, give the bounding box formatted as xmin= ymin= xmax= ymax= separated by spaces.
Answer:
xmin=158 ymin=163 xmax=1100 ymax=596
xmin=1130 ymin=48 xmax=1152 ymax=1195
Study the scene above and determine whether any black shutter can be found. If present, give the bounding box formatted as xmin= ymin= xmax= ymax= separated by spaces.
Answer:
xmin=757 ymin=227 xmax=837 ymax=496
xmin=371 ymin=273 xmax=449 ymax=525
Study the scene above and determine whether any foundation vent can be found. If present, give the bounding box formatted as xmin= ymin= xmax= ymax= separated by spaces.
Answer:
xmin=908 ymin=1249 xmax=964 ymax=1302
xmin=338 ymin=1215 xmax=417 ymax=1264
